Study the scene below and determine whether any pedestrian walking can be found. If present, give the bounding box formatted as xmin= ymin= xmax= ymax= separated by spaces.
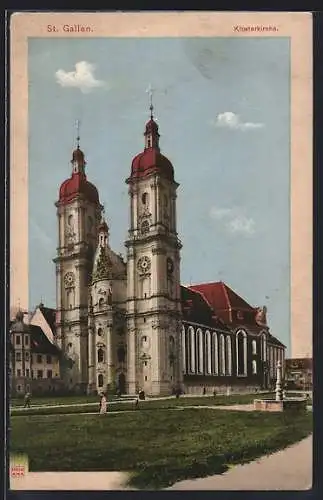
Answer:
xmin=23 ymin=392 xmax=31 ymax=408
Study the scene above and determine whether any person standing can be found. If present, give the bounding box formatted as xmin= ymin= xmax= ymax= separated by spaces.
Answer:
xmin=99 ymin=393 xmax=107 ymax=415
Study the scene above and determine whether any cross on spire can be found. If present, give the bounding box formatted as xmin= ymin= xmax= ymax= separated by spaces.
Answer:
xmin=75 ymin=119 xmax=81 ymax=149
xmin=146 ymin=84 xmax=155 ymax=119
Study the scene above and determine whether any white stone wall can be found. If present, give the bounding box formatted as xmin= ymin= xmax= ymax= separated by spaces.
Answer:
xmin=126 ymin=174 xmax=182 ymax=395
xmin=55 ymin=197 xmax=101 ymax=390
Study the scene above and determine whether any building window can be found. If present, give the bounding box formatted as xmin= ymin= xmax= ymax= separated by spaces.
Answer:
xmin=145 ymin=376 xmax=148 ymax=381
xmin=205 ymin=330 xmax=212 ymax=374
xmin=25 ymin=335 xmax=29 ymax=346
xmin=25 ymin=352 xmax=29 ymax=361
xmin=46 ymin=355 xmax=52 ymax=364
xmin=226 ymin=336 xmax=232 ymax=375
xmin=31 ymin=370 xmax=34 ymax=379
xmin=97 ymin=328 xmax=103 ymax=337
xmin=26 ymin=369 xmax=30 ymax=378
xmin=98 ymin=298 xmax=105 ymax=310
xmin=144 ymin=361 xmax=147 ymax=367
xmin=16 ymin=335 xmax=21 ymax=345
xmin=97 ymin=348 xmax=104 ymax=363
xmin=196 ymin=329 xmax=203 ymax=374
xmin=236 ymin=330 xmax=247 ymax=376
xmin=252 ymin=360 xmax=257 ymax=375
xmin=98 ymin=374 xmax=104 ymax=387
xmin=17 ymin=369 xmax=21 ymax=377
xmin=252 ymin=340 xmax=257 ymax=355
xmin=212 ymin=332 xmax=219 ymax=375
xmin=16 ymin=352 xmax=21 ymax=362
xmin=47 ymin=370 xmax=53 ymax=379
xmin=189 ymin=326 xmax=196 ymax=373
xmin=37 ymin=370 xmax=43 ymax=379
xmin=37 ymin=354 xmax=42 ymax=363
xmin=16 ymin=385 xmax=22 ymax=392
xmin=219 ymin=334 xmax=226 ymax=375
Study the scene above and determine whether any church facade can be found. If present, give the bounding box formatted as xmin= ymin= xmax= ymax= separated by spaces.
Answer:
xmin=10 ymin=106 xmax=285 ymax=397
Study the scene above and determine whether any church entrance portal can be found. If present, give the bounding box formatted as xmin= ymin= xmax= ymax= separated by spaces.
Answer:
xmin=118 ymin=373 xmax=126 ymax=394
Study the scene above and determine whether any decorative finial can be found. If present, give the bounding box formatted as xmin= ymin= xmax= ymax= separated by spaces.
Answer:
xmin=146 ymin=84 xmax=155 ymax=119
xmin=76 ymin=119 xmax=81 ymax=149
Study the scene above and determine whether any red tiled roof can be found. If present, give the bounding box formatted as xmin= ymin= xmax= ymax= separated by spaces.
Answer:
xmin=180 ymin=285 xmax=229 ymax=331
xmin=189 ymin=281 xmax=255 ymax=324
xmin=58 ymin=147 xmax=99 ymax=206
xmin=129 ymin=149 xmax=174 ymax=182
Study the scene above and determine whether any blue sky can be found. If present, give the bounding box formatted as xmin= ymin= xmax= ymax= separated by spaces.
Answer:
xmin=28 ymin=36 xmax=291 ymax=352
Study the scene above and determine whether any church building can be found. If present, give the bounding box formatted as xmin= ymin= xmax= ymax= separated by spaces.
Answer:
xmin=9 ymin=102 xmax=286 ymax=397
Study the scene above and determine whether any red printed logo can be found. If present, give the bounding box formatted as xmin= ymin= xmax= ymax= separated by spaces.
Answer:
xmin=10 ymin=465 xmax=26 ymax=478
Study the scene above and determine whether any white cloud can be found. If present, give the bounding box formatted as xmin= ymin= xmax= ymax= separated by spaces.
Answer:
xmin=228 ymin=215 xmax=255 ymax=235
xmin=209 ymin=207 xmax=232 ymax=220
xmin=214 ymin=111 xmax=264 ymax=131
xmin=55 ymin=61 xmax=105 ymax=93
xmin=209 ymin=206 xmax=256 ymax=236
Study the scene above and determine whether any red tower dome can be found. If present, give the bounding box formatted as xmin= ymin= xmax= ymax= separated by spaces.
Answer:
xmin=128 ymin=105 xmax=175 ymax=182
xmin=58 ymin=145 xmax=99 ymax=206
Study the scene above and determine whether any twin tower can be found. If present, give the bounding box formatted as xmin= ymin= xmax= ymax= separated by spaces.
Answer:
xmin=53 ymin=110 xmax=183 ymax=395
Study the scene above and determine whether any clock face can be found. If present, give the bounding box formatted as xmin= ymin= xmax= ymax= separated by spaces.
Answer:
xmin=137 ymin=256 xmax=151 ymax=273
xmin=64 ymin=271 xmax=75 ymax=288
xmin=167 ymin=258 xmax=174 ymax=275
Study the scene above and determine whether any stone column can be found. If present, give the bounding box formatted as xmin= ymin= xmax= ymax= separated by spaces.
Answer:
xmin=275 ymin=360 xmax=283 ymax=401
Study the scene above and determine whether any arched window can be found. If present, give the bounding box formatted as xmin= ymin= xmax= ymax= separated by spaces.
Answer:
xmin=196 ymin=329 xmax=203 ymax=374
xmin=236 ymin=330 xmax=247 ymax=376
xmin=182 ymin=325 xmax=187 ymax=374
xmin=97 ymin=348 xmax=104 ymax=363
xmin=219 ymin=334 xmax=225 ymax=375
xmin=252 ymin=359 xmax=257 ymax=375
xmin=252 ymin=339 xmax=257 ymax=355
xmin=97 ymin=328 xmax=103 ymax=337
xmin=205 ymin=331 xmax=212 ymax=374
xmin=226 ymin=336 xmax=232 ymax=375
xmin=98 ymin=298 xmax=105 ymax=309
xmin=98 ymin=374 xmax=104 ymax=387
xmin=188 ymin=326 xmax=195 ymax=373
xmin=212 ymin=332 xmax=219 ymax=375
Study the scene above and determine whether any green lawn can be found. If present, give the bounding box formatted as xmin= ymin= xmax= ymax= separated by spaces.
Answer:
xmin=10 ymin=408 xmax=312 ymax=489
xmin=10 ymin=393 xmax=277 ymax=416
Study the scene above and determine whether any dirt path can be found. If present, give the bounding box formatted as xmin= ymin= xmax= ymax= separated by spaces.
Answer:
xmin=168 ymin=434 xmax=313 ymax=490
